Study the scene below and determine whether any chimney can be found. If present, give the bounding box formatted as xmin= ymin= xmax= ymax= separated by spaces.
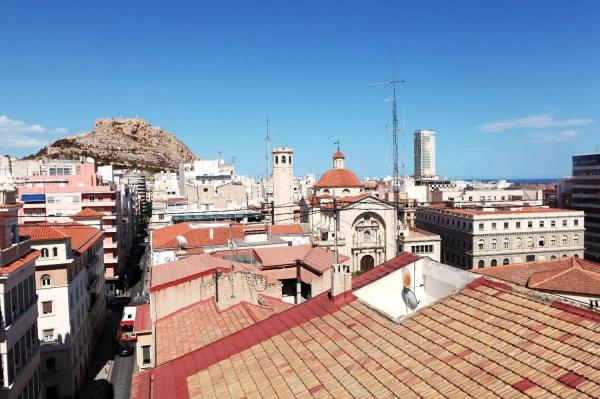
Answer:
xmin=209 ymin=227 xmax=214 ymax=240
xmin=330 ymin=263 xmax=352 ymax=300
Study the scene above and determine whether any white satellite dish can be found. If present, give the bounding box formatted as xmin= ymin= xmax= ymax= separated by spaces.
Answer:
xmin=402 ymin=287 xmax=419 ymax=310
xmin=176 ymin=235 xmax=188 ymax=249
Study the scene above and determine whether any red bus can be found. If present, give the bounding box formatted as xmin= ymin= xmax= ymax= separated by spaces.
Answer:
xmin=118 ymin=306 xmax=137 ymax=343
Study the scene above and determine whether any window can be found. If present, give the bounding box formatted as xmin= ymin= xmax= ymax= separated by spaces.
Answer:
xmin=281 ymin=156 xmax=286 ymax=163
xmin=52 ymin=247 xmax=58 ymax=257
xmin=478 ymin=223 xmax=484 ymax=230
xmin=562 ymin=220 xmax=567 ymax=227
xmin=46 ymin=358 xmax=56 ymax=370
xmin=142 ymin=346 xmax=151 ymax=365
xmin=516 ymin=221 xmax=521 ymax=228
xmin=527 ymin=237 xmax=534 ymax=248
xmin=503 ymin=258 xmax=510 ymax=265
xmin=551 ymin=220 xmax=556 ymax=227
xmin=574 ymin=219 xmax=579 ymax=226
xmin=503 ymin=239 xmax=509 ymax=249
xmin=288 ymin=155 xmax=292 ymax=164
xmin=539 ymin=221 xmax=544 ymax=228
xmin=526 ymin=255 xmax=536 ymax=262
xmin=41 ymin=275 xmax=51 ymax=287
xmin=477 ymin=260 xmax=485 ymax=268
xmin=42 ymin=301 xmax=52 ymax=315
xmin=478 ymin=240 xmax=485 ymax=250
xmin=551 ymin=255 xmax=557 ymax=259
xmin=158 ymin=214 xmax=164 ymax=220
xmin=89 ymin=195 xmax=95 ymax=203
xmin=527 ymin=221 xmax=533 ymax=228
xmin=538 ymin=237 xmax=545 ymax=247
xmin=574 ymin=234 xmax=579 ymax=244
xmin=503 ymin=222 xmax=509 ymax=229
xmin=203 ymin=188 xmax=208 ymax=192
xmin=491 ymin=259 xmax=497 ymax=267
xmin=43 ymin=329 xmax=54 ymax=342
xmin=550 ymin=236 xmax=556 ymax=246
xmin=562 ymin=235 xmax=568 ymax=245
xmin=491 ymin=239 xmax=497 ymax=249
xmin=40 ymin=248 xmax=49 ymax=258
xmin=491 ymin=223 xmax=497 ymax=230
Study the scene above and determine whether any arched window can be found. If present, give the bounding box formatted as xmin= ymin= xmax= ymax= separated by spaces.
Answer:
xmin=491 ymin=239 xmax=497 ymax=249
xmin=503 ymin=238 xmax=510 ymax=249
xmin=478 ymin=240 xmax=485 ymax=250
xmin=538 ymin=236 xmax=545 ymax=247
xmin=550 ymin=236 xmax=556 ymax=246
xmin=573 ymin=234 xmax=579 ymax=245
xmin=515 ymin=237 xmax=522 ymax=248
xmin=323 ymin=189 xmax=330 ymax=194
xmin=41 ymin=248 xmax=49 ymax=258
xmin=288 ymin=155 xmax=292 ymax=164
xmin=526 ymin=237 xmax=534 ymax=248
xmin=52 ymin=247 xmax=58 ymax=257
xmin=491 ymin=259 xmax=497 ymax=267
xmin=46 ymin=357 xmax=56 ymax=370
xmin=41 ymin=274 xmax=51 ymax=287
xmin=562 ymin=254 xmax=568 ymax=258
xmin=281 ymin=156 xmax=286 ymax=164
xmin=550 ymin=255 xmax=557 ymax=259
xmin=477 ymin=260 xmax=485 ymax=268
xmin=342 ymin=189 xmax=350 ymax=194
xmin=562 ymin=235 xmax=568 ymax=245
xmin=503 ymin=258 xmax=510 ymax=265
xmin=274 ymin=155 xmax=278 ymax=164
xmin=574 ymin=254 xmax=579 ymax=258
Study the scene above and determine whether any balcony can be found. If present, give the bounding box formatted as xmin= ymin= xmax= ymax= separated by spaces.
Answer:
xmin=86 ymin=254 xmax=100 ymax=269
xmin=313 ymin=237 xmax=346 ymax=249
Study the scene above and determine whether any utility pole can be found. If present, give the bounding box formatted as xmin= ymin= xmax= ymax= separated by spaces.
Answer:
xmin=370 ymin=51 xmax=404 ymax=255
xmin=333 ymin=197 xmax=339 ymax=264
xmin=295 ymin=259 xmax=301 ymax=304
xmin=270 ymin=201 xmax=275 ymax=226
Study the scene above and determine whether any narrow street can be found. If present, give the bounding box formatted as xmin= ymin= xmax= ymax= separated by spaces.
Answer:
xmin=79 ymin=236 xmax=150 ymax=399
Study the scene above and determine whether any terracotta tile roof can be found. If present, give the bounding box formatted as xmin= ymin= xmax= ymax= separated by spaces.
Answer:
xmin=134 ymin=304 xmax=151 ymax=333
xmin=150 ymin=254 xmax=263 ymax=292
xmin=314 ymin=168 xmax=364 ymax=188
xmin=270 ymin=224 xmax=304 ymax=235
xmin=0 ymin=250 xmax=39 ymax=275
xmin=131 ymin=273 xmax=600 ymax=399
xmin=72 ymin=207 xmax=103 ymax=219
xmin=476 ymin=257 xmax=600 ymax=296
xmin=427 ymin=204 xmax=580 ymax=216
xmin=254 ymin=245 xmax=348 ymax=274
xmin=332 ymin=150 xmax=345 ymax=159
xmin=151 ymin=223 xmax=245 ymax=250
xmin=20 ymin=223 xmax=103 ymax=254
xmin=155 ymin=297 xmax=290 ymax=365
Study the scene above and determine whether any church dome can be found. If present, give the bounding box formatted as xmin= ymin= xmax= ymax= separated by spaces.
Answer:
xmin=314 ymin=168 xmax=364 ymax=188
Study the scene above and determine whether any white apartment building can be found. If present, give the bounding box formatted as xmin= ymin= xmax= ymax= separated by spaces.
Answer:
xmin=22 ymin=224 xmax=105 ymax=398
xmin=430 ymin=187 xmax=544 ymax=207
xmin=416 ymin=205 xmax=585 ymax=269
xmin=0 ymin=187 xmax=41 ymax=399
xmin=178 ymin=159 xmax=235 ymax=194
xmin=414 ymin=129 xmax=436 ymax=178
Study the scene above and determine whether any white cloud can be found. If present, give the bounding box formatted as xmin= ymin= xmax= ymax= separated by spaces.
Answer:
xmin=480 ymin=113 xmax=594 ymax=132
xmin=0 ymin=115 xmax=68 ymax=151
xmin=528 ymin=129 xmax=578 ymax=144
xmin=464 ymin=147 xmax=493 ymax=152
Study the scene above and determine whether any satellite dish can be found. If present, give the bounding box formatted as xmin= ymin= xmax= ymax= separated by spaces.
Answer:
xmin=402 ymin=287 xmax=419 ymax=310
xmin=176 ymin=235 xmax=188 ymax=249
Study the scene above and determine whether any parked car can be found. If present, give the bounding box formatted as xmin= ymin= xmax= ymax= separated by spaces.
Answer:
xmin=119 ymin=341 xmax=134 ymax=357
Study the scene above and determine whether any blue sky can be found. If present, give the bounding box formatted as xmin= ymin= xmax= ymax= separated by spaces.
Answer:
xmin=1 ymin=1 xmax=599 ymax=179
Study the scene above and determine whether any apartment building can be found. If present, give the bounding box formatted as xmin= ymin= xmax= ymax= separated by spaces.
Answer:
xmin=15 ymin=160 xmax=136 ymax=293
xmin=416 ymin=205 xmax=584 ymax=269
xmin=430 ymin=187 xmax=544 ymax=207
xmin=571 ymin=153 xmax=600 ymax=261
xmin=0 ymin=187 xmax=42 ymax=399
xmin=20 ymin=224 xmax=105 ymax=398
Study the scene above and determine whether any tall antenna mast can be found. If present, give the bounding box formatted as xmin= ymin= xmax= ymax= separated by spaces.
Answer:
xmin=369 ymin=50 xmax=404 ymax=255
xmin=264 ymin=116 xmax=271 ymax=179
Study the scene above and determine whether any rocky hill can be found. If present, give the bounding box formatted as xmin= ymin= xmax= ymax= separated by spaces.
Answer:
xmin=28 ymin=118 xmax=197 ymax=173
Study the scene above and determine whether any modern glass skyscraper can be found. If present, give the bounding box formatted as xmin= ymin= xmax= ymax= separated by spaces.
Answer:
xmin=414 ymin=130 xmax=436 ymax=178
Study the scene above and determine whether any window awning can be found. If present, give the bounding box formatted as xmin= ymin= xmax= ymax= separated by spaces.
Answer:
xmin=21 ymin=194 xmax=46 ymax=203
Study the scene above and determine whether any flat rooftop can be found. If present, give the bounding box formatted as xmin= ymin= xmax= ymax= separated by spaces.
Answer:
xmin=425 ymin=205 xmax=580 ymax=216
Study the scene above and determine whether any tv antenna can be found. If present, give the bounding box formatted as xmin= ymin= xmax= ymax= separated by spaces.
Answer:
xmin=370 ymin=50 xmax=404 ymax=255
xmin=264 ymin=116 xmax=271 ymax=179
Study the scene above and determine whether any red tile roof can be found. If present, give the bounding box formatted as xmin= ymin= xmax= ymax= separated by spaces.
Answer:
xmin=427 ymin=204 xmax=580 ymax=216
xmin=134 ymin=304 xmax=151 ymax=333
xmin=72 ymin=207 xmax=103 ymax=219
xmin=20 ymin=223 xmax=103 ymax=254
xmin=151 ymin=223 xmax=245 ymax=250
xmin=254 ymin=244 xmax=348 ymax=274
xmin=0 ymin=250 xmax=39 ymax=275
xmin=150 ymin=254 xmax=264 ymax=292
xmin=270 ymin=224 xmax=304 ymax=235
xmin=332 ymin=150 xmax=345 ymax=159
xmin=155 ymin=296 xmax=292 ymax=365
xmin=314 ymin=168 xmax=364 ymax=188
xmin=132 ymin=269 xmax=600 ymax=399
xmin=476 ymin=256 xmax=600 ymax=296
